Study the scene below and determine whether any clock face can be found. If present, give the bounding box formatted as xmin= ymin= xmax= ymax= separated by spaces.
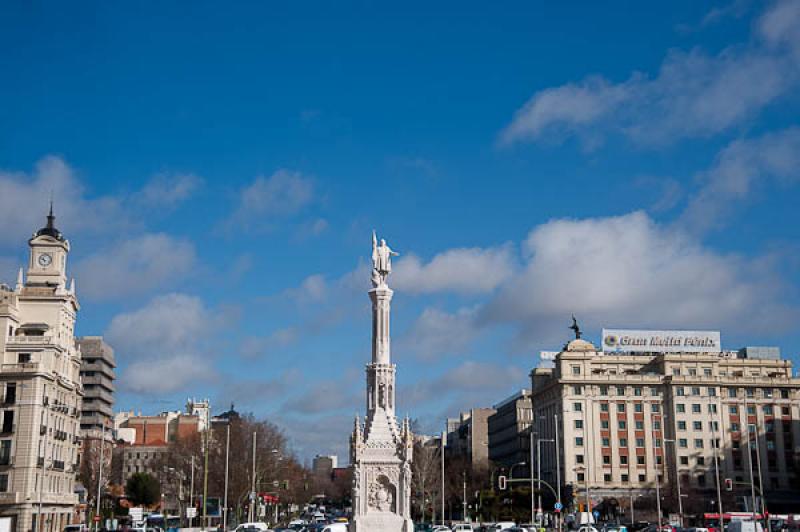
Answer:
xmin=37 ymin=253 xmax=53 ymax=267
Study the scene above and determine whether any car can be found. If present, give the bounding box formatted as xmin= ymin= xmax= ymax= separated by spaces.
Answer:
xmin=577 ymin=526 xmax=600 ymax=532
xmin=64 ymin=526 xmax=88 ymax=532
xmin=234 ymin=523 xmax=272 ymax=532
xmin=453 ymin=525 xmax=476 ymax=531
xmin=488 ymin=524 xmax=517 ymax=531
xmin=320 ymin=524 xmax=348 ymax=532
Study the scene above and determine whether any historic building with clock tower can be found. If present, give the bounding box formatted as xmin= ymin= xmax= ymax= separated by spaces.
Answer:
xmin=0 ymin=207 xmax=83 ymax=532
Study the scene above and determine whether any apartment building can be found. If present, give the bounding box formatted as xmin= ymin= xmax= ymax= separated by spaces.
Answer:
xmin=488 ymin=390 xmax=533 ymax=469
xmin=0 ymin=210 xmax=83 ymax=532
xmin=530 ymin=330 xmax=800 ymax=513
xmin=445 ymin=408 xmax=496 ymax=470
xmin=76 ymin=337 xmax=115 ymax=438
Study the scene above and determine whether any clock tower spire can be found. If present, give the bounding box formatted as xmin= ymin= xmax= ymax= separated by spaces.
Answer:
xmin=26 ymin=203 xmax=70 ymax=288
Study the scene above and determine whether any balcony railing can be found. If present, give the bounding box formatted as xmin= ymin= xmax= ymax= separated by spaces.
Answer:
xmin=6 ymin=335 xmax=54 ymax=345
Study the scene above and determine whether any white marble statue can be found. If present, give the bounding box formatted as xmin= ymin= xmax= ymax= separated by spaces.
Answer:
xmin=371 ymin=230 xmax=399 ymax=287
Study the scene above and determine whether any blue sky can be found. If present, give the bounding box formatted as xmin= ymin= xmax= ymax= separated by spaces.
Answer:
xmin=1 ymin=0 xmax=799 ymax=461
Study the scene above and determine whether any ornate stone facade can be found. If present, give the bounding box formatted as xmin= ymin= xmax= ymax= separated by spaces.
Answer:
xmin=350 ymin=234 xmax=413 ymax=532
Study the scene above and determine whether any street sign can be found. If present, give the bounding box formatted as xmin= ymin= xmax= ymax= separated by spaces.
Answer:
xmin=186 ymin=508 xmax=197 ymax=519
xmin=554 ymin=502 xmax=563 ymax=511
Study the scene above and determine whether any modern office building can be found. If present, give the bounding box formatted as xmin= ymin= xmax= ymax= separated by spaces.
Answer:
xmin=530 ymin=329 xmax=800 ymax=513
xmin=488 ymin=390 xmax=533 ymax=469
xmin=0 ymin=209 xmax=84 ymax=532
xmin=312 ymin=455 xmax=338 ymax=479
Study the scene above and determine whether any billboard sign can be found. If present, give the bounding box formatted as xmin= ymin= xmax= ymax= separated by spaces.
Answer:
xmin=602 ymin=329 xmax=721 ymax=353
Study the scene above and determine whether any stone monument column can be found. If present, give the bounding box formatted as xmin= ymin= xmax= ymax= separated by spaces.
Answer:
xmin=350 ymin=232 xmax=413 ymax=532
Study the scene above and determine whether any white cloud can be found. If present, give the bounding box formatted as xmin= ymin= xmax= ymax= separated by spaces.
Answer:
xmin=107 ymin=293 xmax=226 ymax=394
xmin=240 ymin=327 xmax=298 ymax=358
xmin=679 ymin=127 xmax=800 ymax=233
xmin=393 ymin=245 xmax=515 ymax=295
xmin=136 ymin=173 xmax=202 ymax=209
xmin=229 ymin=170 xmax=315 ymax=227
xmin=400 ymin=307 xmax=479 ymax=360
xmin=0 ymin=156 xmax=124 ymax=245
xmin=74 ymin=233 xmax=196 ymax=300
xmin=481 ymin=211 xmax=796 ymax=348
xmin=402 ymin=361 xmax=529 ymax=415
xmin=500 ymin=1 xmax=800 ymax=147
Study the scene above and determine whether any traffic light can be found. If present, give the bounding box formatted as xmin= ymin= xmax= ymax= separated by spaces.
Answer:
xmin=498 ymin=475 xmax=508 ymax=490
xmin=725 ymin=478 xmax=733 ymax=491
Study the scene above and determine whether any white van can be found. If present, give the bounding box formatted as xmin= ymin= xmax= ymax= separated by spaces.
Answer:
xmin=728 ymin=522 xmax=764 ymax=532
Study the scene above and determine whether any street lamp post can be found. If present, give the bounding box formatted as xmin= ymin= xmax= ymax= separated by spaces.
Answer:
xmin=223 ymin=422 xmax=230 ymax=531
xmin=441 ymin=430 xmax=446 ymax=527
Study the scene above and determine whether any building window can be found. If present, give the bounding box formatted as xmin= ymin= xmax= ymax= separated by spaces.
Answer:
xmin=620 ymin=438 xmax=628 ymax=447
xmin=574 ymin=402 xmax=582 ymax=412
xmin=601 ymin=420 xmax=609 ymax=429
xmin=766 ymin=440 xmax=775 ymax=451
xmin=600 ymin=403 xmax=609 ymax=413
xmin=618 ymin=403 xmax=626 ymax=413
xmin=653 ymin=420 xmax=661 ymax=430
xmin=677 ymin=404 xmax=686 ymax=413
xmin=616 ymin=386 xmax=625 ymax=396
xmin=691 ymin=387 xmax=701 ymax=396
xmin=635 ymin=421 xmax=644 ymax=430
xmin=634 ymin=404 xmax=643 ymax=413
xmin=709 ymin=387 xmax=717 ymax=397
xmin=694 ymin=439 xmax=704 ymax=448
xmin=655 ymin=438 xmax=662 ymax=448
xmin=18 ymin=353 xmax=31 ymax=363
xmin=764 ymin=388 xmax=773 ymax=399
xmin=575 ymin=420 xmax=584 ymax=429
xmin=656 ymin=455 xmax=663 ymax=465
xmin=572 ymin=366 xmax=581 ymax=375
xmin=678 ymin=421 xmax=686 ymax=430
xmin=575 ymin=437 xmax=584 ymax=447
xmin=676 ymin=387 xmax=685 ymax=397
xmin=634 ymin=387 xmax=642 ymax=397
xmin=618 ymin=420 xmax=627 ymax=430
xmin=603 ymin=455 xmax=611 ymax=465
xmin=602 ymin=438 xmax=610 ymax=447
xmin=638 ymin=474 xmax=646 ymax=482
xmin=673 ymin=368 xmax=680 ymax=376
xmin=637 ymin=456 xmax=645 ymax=465
xmin=728 ymin=388 xmax=737 ymax=398
xmin=698 ymin=474 xmax=706 ymax=486
xmin=620 ymin=455 xmax=628 ymax=465
xmin=697 ymin=456 xmax=705 ymax=466
xmin=703 ymin=368 xmax=712 ymax=377
xmin=689 ymin=368 xmax=697 ymax=376
xmin=782 ymin=406 xmax=790 ymax=416
xmin=764 ymin=405 xmax=774 ymax=415
xmin=730 ymin=422 xmax=740 ymax=432
xmin=709 ymin=404 xmax=718 ymax=414
xmin=0 ymin=440 xmax=10 ymax=466
xmin=692 ymin=404 xmax=701 ymax=414
xmin=577 ymin=473 xmax=585 ymax=482
xmin=650 ymin=387 xmax=659 ymax=396
xmin=3 ymin=384 xmax=15 ymax=405
xmin=693 ymin=421 xmax=703 ymax=431
xmin=604 ymin=473 xmax=612 ymax=482
xmin=730 ymin=405 xmax=738 ymax=415
xmin=746 ymin=388 xmax=755 ymax=398
xmin=747 ymin=406 xmax=756 ymax=415
xmin=679 ymin=438 xmax=688 ymax=448
xmin=576 ymin=454 xmax=584 ymax=464
xmin=680 ymin=456 xmax=689 ymax=465
xmin=622 ymin=474 xmax=629 ymax=482
xmin=599 ymin=386 xmax=608 ymax=395
xmin=781 ymin=389 xmax=790 ymax=399
xmin=652 ymin=404 xmax=660 ymax=413
xmin=573 ymin=385 xmax=583 ymax=395
xmin=0 ymin=473 xmax=7 ymax=492
xmin=636 ymin=438 xmax=645 ymax=447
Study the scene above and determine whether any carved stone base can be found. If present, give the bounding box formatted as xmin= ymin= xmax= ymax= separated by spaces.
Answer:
xmin=350 ymin=512 xmax=413 ymax=532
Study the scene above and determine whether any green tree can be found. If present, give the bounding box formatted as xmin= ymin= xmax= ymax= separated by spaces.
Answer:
xmin=126 ymin=473 xmax=161 ymax=507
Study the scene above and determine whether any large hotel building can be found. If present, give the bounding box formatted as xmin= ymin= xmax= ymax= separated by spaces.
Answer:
xmin=530 ymin=330 xmax=800 ymax=514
